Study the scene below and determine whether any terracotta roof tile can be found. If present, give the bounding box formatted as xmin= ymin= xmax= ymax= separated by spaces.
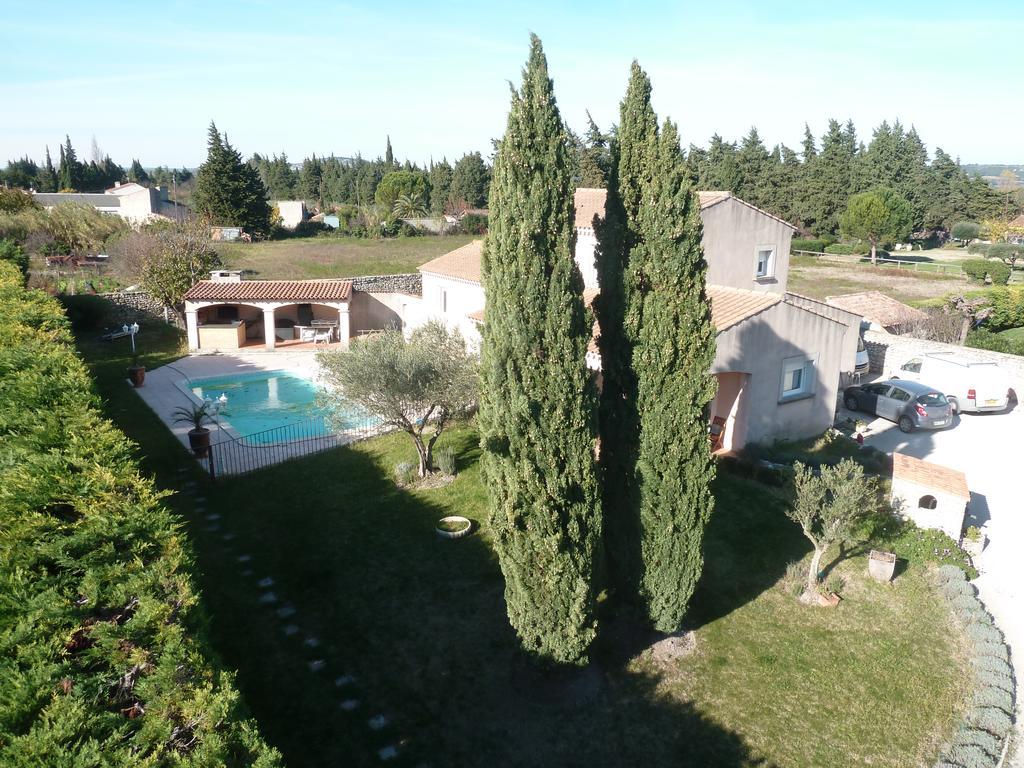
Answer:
xmin=1009 ymin=214 xmax=1024 ymax=229
xmin=892 ymin=453 xmax=969 ymax=500
xmin=574 ymin=188 xmax=607 ymax=229
xmin=825 ymin=291 xmax=927 ymax=329
xmin=706 ymin=286 xmax=782 ymax=331
xmin=184 ymin=279 xmax=352 ymax=302
xmin=418 ymin=240 xmax=483 ymax=282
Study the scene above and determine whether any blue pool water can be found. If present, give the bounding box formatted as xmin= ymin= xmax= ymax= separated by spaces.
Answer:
xmin=190 ymin=372 xmax=371 ymax=443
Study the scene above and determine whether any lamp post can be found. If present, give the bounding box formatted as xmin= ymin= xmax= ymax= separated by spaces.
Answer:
xmin=125 ymin=322 xmax=145 ymax=388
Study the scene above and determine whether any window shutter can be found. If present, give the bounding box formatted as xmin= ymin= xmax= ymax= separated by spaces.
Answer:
xmin=803 ymin=360 xmax=817 ymax=394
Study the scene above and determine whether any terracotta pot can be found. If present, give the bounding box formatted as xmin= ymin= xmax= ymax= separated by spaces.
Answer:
xmin=127 ymin=365 xmax=146 ymax=388
xmin=817 ymin=592 xmax=841 ymax=607
xmin=868 ymin=549 xmax=897 ymax=582
xmin=188 ymin=427 xmax=211 ymax=457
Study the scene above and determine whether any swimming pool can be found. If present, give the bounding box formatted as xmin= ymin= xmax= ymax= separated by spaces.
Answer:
xmin=188 ymin=371 xmax=372 ymax=443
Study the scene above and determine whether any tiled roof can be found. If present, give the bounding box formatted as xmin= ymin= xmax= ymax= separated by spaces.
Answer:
xmin=1009 ymin=214 xmax=1024 ymax=229
xmin=825 ymin=291 xmax=927 ymax=329
xmin=892 ymin=453 xmax=969 ymax=500
xmin=418 ymin=240 xmax=483 ymax=282
xmin=33 ymin=192 xmax=120 ymax=208
xmin=707 ymin=286 xmax=782 ymax=331
xmin=468 ymin=289 xmax=598 ymax=327
xmin=574 ymin=188 xmax=607 ymax=229
xmin=183 ymin=279 xmax=352 ymax=302
xmin=697 ymin=191 xmax=731 ymax=208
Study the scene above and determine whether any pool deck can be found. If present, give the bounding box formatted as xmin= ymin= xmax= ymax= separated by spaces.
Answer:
xmin=132 ymin=351 xmax=330 ymax=459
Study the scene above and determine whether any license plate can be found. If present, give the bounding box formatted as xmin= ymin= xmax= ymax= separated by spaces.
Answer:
xmin=933 ymin=420 xmax=947 ymax=426
xmin=985 ymin=399 xmax=999 ymax=406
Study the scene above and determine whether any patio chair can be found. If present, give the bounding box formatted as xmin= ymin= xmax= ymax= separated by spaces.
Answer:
xmin=299 ymin=327 xmax=317 ymax=342
xmin=708 ymin=416 xmax=727 ymax=453
xmin=312 ymin=328 xmax=333 ymax=345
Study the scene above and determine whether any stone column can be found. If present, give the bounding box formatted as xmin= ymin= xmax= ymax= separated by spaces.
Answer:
xmin=185 ymin=309 xmax=200 ymax=351
xmin=337 ymin=305 xmax=350 ymax=349
xmin=263 ymin=308 xmax=276 ymax=351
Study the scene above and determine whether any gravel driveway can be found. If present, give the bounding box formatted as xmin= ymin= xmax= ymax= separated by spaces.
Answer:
xmin=837 ymin=394 xmax=1023 ymax=763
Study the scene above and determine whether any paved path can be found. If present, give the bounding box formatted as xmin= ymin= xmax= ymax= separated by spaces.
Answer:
xmin=837 ymin=399 xmax=1023 ymax=764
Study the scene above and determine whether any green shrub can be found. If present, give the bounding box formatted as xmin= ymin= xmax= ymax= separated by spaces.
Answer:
xmin=966 ymin=242 xmax=991 ymax=255
xmin=976 ymin=668 xmax=1014 ymax=693
xmin=988 ymin=242 xmax=1024 ymax=264
xmin=0 ymin=261 xmax=281 ymax=766
xmin=952 ymin=726 xmax=1002 ymax=759
xmin=946 ymin=743 xmax=998 ymax=768
xmin=966 ymin=706 xmax=1013 ymax=737
xmin=791 ymin=238 xmax=829 ymax=254
xmin=434 ymin=446 xmax=457 ymax=476
xmin=940 ymin=578 xmax=976 ymax=599
xmin=983 ymin=287 xmax=1024 ymax=330
xmin=459 ymin=213 xmax=488 ymax=235
xmin=962 ymin=259 xmax=1010 ymax=285
xmin=825 ymin=243 xmax=867 ymax=255
xmin=973 ymin=685 xmax=1014 ymax=714
xmin=951 ymin=221 xmax=981 ymax=242
xmin=965 ymin=328 xmax=1024 ymax=356
xmin=0 ymin=238 xmax=27 ymax=281
xmin=937 ymin=564 xmax=968 ymax=583
xmin=394 ymin=460 xmax=417 ymax=485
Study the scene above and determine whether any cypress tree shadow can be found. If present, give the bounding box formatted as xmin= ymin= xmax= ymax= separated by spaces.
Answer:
xmin=178 ymin=431 xmax=769 ymax=768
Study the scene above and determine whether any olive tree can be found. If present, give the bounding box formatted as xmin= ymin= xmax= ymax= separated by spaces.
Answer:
xmin=951 ymin=221 xmax=980 ymax=244
xmin=317 ymin=321 xmax=477 ymax=477
xmin=786 ymin=459 xmax=878 ymax=598
xmin=136 ymin=221 xmax=220 ymax=323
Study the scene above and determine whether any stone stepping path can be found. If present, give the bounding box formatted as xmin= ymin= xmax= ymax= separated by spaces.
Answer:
xmin=378 ymin=745 xmax=398 ymax=761
xmin=276 ymin=605 xmax=296 ymax=619
xmin=222 ymin=533 xmax=236 ymax=542
xmin=258 ymin=592 xmax=278 ymax=604
xmin=368 ymin=714 xmax=388 ymax=731
xmin=257 ymin=577 xmax=274 ymax=589
xmin=339 ymin=699 xmax=360 ymax=711
xmin=205 ymin=513 xmax=221 ymax=522
xmin=236 ymin=554 xmax=251 ymax=563
xmin=334 ymin=674 xmax=356 ymax=687
xmin=283 ymin=624 xmax=300 ymax=636
xmin=308 ymin=659 xmax=326 ymax=672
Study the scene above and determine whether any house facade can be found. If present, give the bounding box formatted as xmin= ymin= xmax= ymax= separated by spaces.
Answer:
xmin=33 ymin=182 xmax=186 ymax=225
xmin=409 ymin=188 xmax=862 ymax=451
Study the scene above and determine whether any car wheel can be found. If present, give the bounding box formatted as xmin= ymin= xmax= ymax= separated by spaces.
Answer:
xmin=898 ymin=416 xmax=913 ymax=433
xmin=948 ymin=397 xmax=959 ymax=415
xmin=844 ymin=395 xmax=858 ymax=411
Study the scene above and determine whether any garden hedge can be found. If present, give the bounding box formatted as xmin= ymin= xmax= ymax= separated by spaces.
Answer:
xmin=962 ymin=259 xmax=1011 ymax=285
xmin=0 ymin=261 xmax=281 ymax=765
xmin=791 ymin=238 xmax=830 ymax=254
xmin=932 ymin=566 xmax=1015 ymax=767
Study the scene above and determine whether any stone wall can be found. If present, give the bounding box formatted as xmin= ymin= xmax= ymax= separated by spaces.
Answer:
xmin=864 ymin=329 xmax=1024 ymax=393
xmin=350 ymin=273 xmax=421 ymax=296
xmin=99 ymin=291 xmax=174 ymax=325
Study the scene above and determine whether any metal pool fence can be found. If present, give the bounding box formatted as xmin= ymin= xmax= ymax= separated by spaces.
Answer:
xmin=200 ymin=413 xmax=382 ymax=478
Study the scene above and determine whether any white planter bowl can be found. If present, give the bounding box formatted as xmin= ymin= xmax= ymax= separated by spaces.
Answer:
xmin=435 ymin=515 xmax=473 ymax=540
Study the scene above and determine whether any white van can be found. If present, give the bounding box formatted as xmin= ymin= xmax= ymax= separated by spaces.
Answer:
xmin=893 ymin=352 xmax=1013 ymax=413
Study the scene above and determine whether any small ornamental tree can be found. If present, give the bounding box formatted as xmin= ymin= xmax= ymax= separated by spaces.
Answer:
xmin=787 ymin=459 xmax=878 ymax=598
xmin=839 ymin=188 xmax=913 ymax=264
xmin=479 ymin=35 xmax=602 ymax=665
xmin=951 ymin=221 xmax=980 ymax=243
xmin=317 ymin=321 xmax=477 ymax=477
xmin=137 ymin=221 xmax=220 ymax=322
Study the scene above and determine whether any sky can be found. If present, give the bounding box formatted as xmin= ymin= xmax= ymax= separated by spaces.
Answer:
xmin=2 ymin=1 xmax=1022 ymax=169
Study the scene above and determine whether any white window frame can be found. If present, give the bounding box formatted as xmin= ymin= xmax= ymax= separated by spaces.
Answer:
xmin=780 ymin=354 xmax=817 ymax=402
xmin=755 ymin=245 xmax=776 ymax=280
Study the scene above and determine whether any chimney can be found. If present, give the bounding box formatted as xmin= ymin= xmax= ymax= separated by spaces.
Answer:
xmin=209 ymin=270 xmax=242 ymax=283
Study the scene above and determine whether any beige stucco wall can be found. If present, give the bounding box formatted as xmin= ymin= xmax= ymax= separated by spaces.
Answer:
xmin=701 ymin=199 xmax=794 ymax=293
xmin=891 ymin=480 xmax=967 ymax=542
xmin=784 ymin=293 xmax=862 ymax=373
xmin=350 ymin=291 xmax=407 ymax=334
xmin=197 ymin=322 xmax=245 ymax=349
xmin=575 ymin=228 xmax=599 ymax=290
xmin=410 ymin=273 xmax=484 ymax=350
xmin=713 ymin=301 xmax=847 ymax=447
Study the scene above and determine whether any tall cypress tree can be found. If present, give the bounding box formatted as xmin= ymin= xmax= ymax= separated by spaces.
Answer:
xmin=631 ymin=119 xmax=717 ymax=631
xmin=192 ymin=122 xmax=272 ymax=236
xmin=38 ymin=146 xmax=57 ymax=192
xmin=479 ymin=35 xmax=601 ymax=665
xmin=594 ymin=62 xmax=657 ymax=609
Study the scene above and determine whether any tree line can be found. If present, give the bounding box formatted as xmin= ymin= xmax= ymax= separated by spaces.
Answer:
xmin=571 ymin=118 xmax=1004 ymax=238
xmin=250 ymin=142 xmax=491 ymax=214
xmin=0 ymin=136 xmax=192 ymax=193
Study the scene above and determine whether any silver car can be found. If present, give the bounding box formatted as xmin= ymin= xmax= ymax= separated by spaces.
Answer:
xmin=843 ymin=379 xmax=953 ymax=433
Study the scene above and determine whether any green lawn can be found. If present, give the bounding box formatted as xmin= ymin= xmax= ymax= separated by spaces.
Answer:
xmin=76 ymin=326 xmax=970 ymax=768
xmin=787 ymin=257 xmax=976 ymax=306
xmin=215 ymin=234 xmax=476 ymax=279
xmin=997 ymin=326 xmax=1024 ymax=342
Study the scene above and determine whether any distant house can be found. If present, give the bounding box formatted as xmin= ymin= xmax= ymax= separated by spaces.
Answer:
xmin=33 ymin=181 xmax=186 ymax=225
xmin=826 ymin=291 xmax=927 ymax=334
xmin=407 ymin=188 xmax=863 ymax=452
xmin=274 ymin=200 xmax=307 ymax=229
xmin=1009 ymin=214 xmax=1024 ymax=244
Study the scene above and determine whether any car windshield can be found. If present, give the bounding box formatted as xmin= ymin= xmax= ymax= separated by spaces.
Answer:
xmin=917 ymin=392 xmax=947 ymax=406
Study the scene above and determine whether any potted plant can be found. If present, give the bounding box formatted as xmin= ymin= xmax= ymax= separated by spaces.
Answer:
xmin=868 ymin=549 xmax=897 ymax=582
xmin=172 ymin=402 xmax=216 ymax=457
xmin=961 ymin=526 xmax=986 ymax=559
xmin=853 ymin=418 xmax=867 ymax=445
xmin=124 ymin=323 xmax=144 ymax=387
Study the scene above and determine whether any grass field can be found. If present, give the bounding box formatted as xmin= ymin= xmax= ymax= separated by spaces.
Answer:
xmin=75 ymin=322 xmax=971 ymax=768
xmin=215 ymin=234 xmax=476 ymax=279
xmin=788 ymin=254 xmax=974 ymax=305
